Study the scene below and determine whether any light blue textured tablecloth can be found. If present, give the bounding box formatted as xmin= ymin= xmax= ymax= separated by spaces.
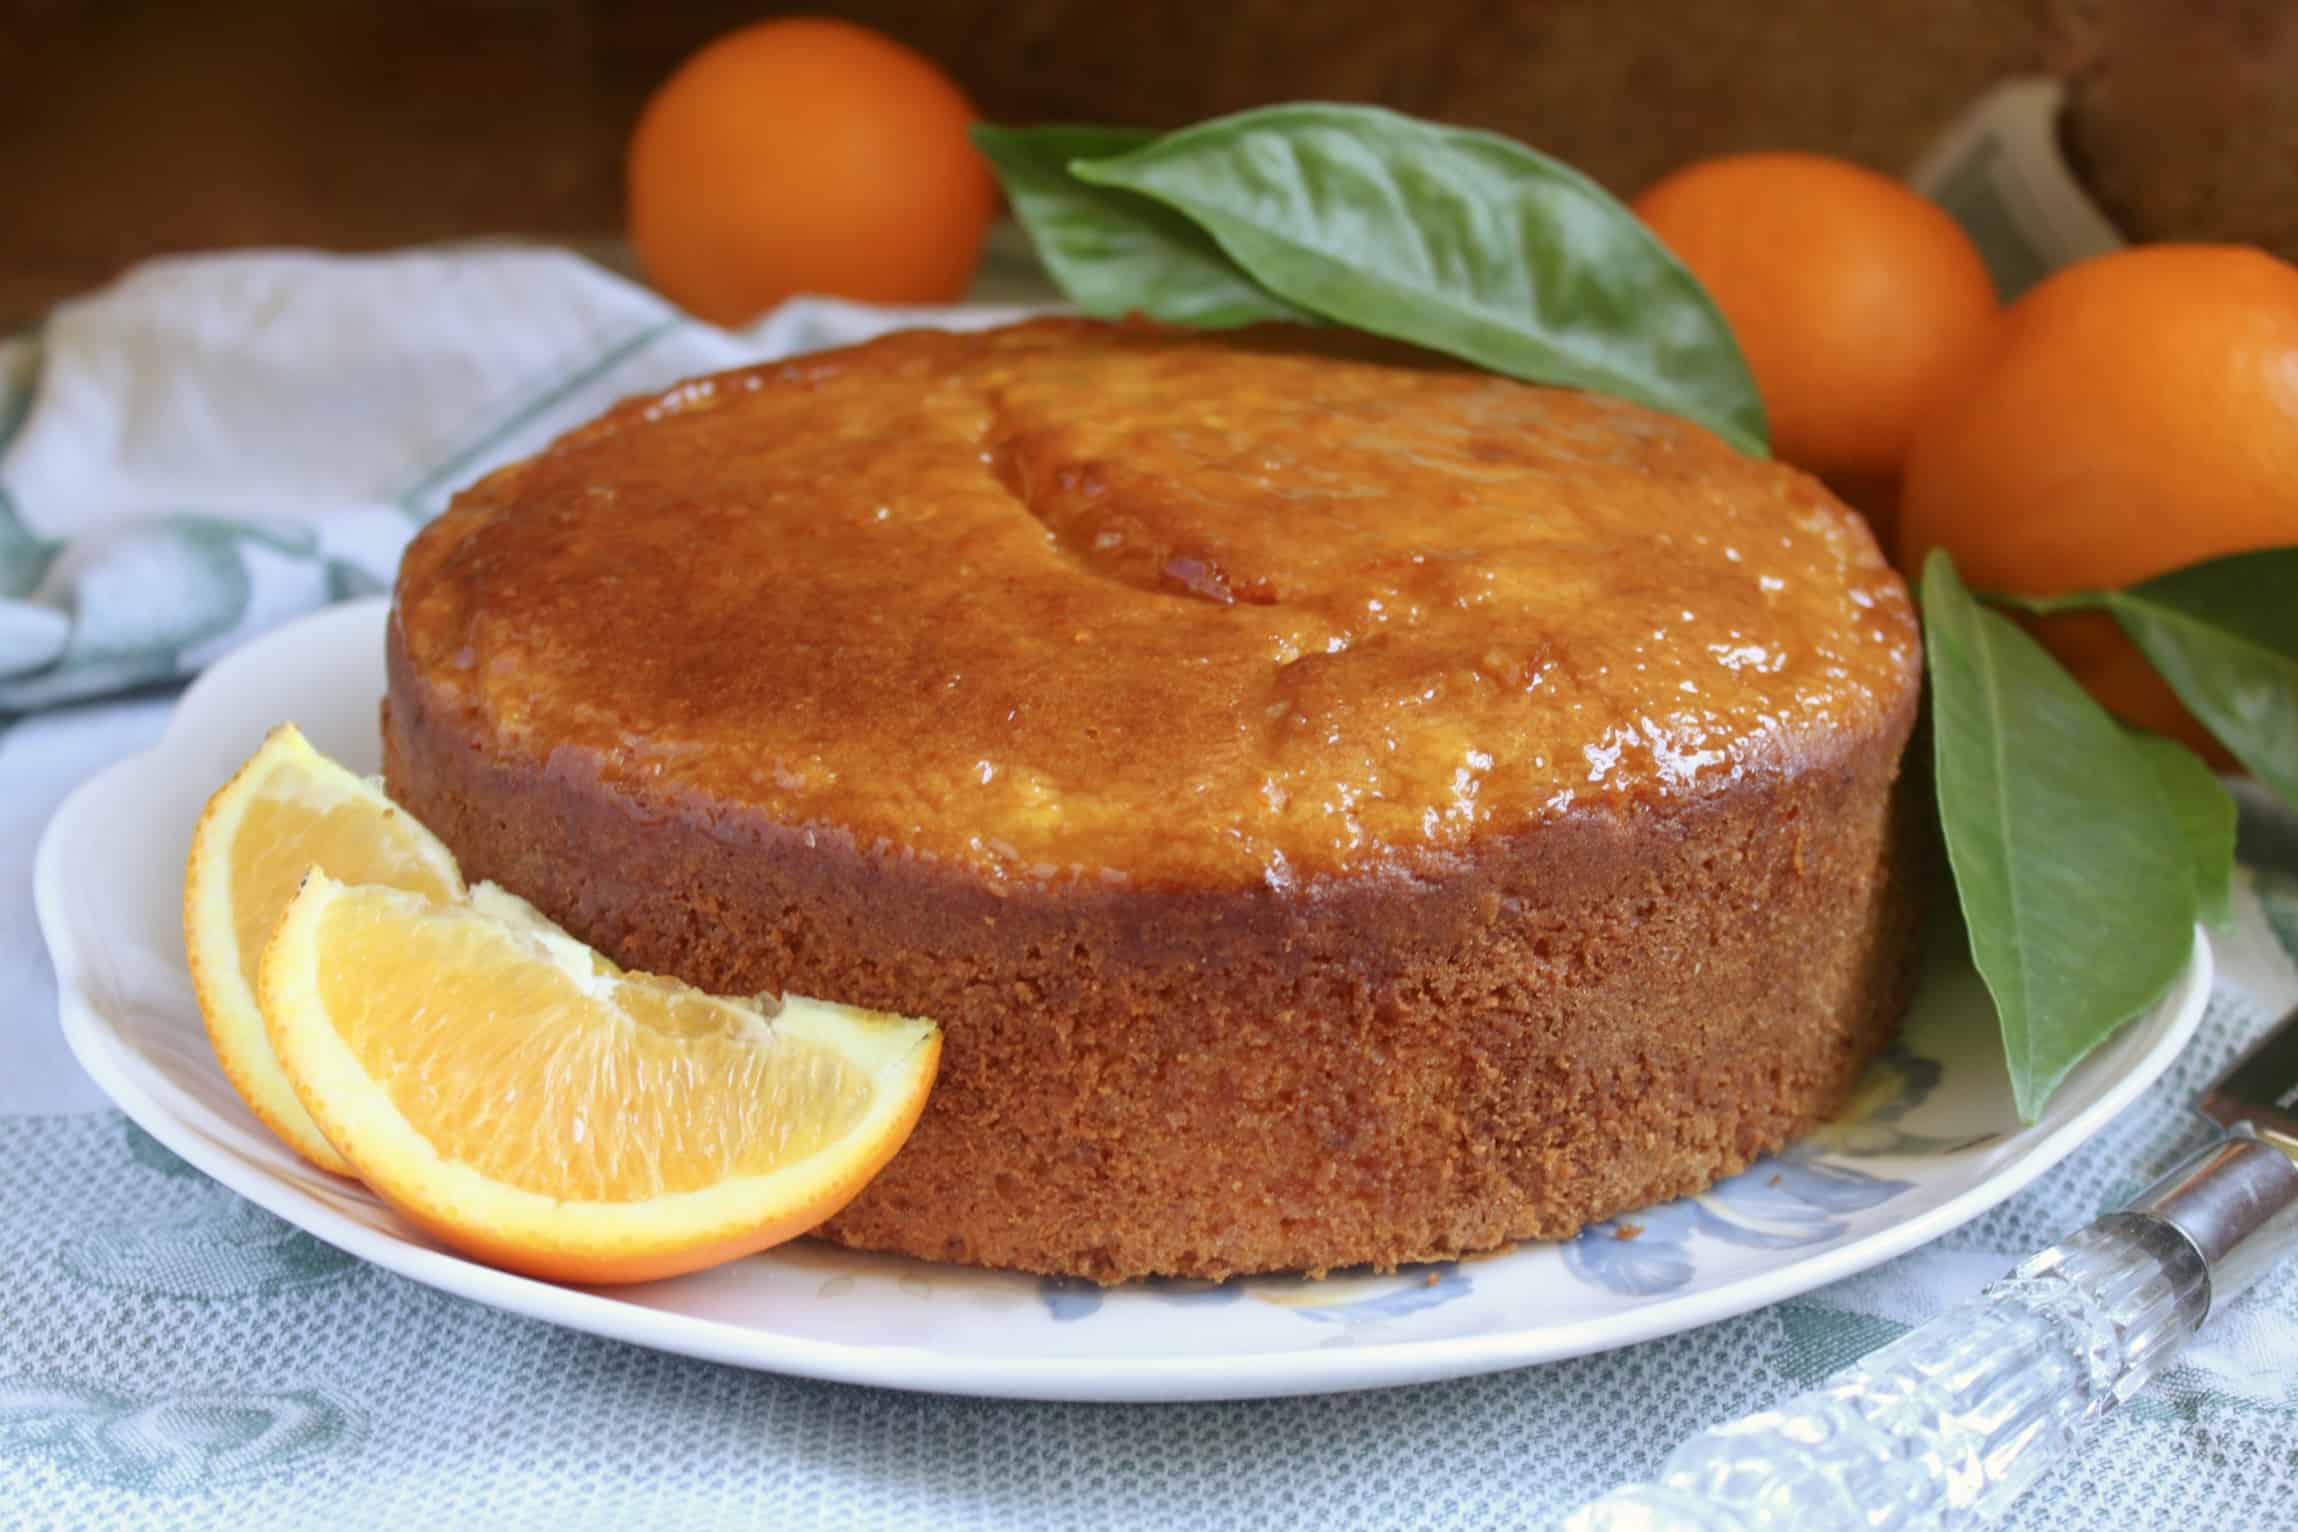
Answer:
xmin=5 ymin=251 xmax=2297 ymax=1529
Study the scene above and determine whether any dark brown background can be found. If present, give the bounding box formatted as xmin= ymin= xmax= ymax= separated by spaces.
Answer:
xmin=5 ymin=0 xmax=2289 ymax=325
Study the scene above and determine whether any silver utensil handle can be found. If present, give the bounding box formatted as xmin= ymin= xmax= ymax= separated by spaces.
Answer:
xmin=1560 ymin=1211 xmax=2209 ymax=1531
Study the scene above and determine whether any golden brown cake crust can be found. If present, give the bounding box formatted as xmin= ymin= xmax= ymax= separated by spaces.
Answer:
xmin=384 ymin=318 xmax=1924 ymax=1281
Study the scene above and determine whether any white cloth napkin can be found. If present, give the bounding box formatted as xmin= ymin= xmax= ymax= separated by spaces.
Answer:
xmin=0 ymin=247 xmax=1035 ymax=712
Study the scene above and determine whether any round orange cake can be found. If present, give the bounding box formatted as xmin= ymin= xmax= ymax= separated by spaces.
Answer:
xmin=383 ymin=318 xmax=1925 ymax=1282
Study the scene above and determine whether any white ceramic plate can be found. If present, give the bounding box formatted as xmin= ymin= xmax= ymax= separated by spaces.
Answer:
xmin=36 ymin=598 xmax=2212 ymax=1402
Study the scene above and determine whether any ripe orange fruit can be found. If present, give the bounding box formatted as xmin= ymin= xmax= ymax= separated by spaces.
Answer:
xmin=627 ymin=19 xmax=996 ymax=325
xmin=1632 ymin=152 xmax=2001 ymax=517
xmin=260 ymin=872 xmax=941 ymax=1285
xmin=1899 ymin=244 xmax=2298 ymax=760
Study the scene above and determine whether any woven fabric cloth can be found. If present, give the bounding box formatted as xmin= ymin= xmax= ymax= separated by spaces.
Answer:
xmin=5 ymin=253 xmax=2296 ymax=1528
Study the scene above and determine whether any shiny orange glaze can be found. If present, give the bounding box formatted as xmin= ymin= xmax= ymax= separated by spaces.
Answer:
xmin=394 ymin=319 xmax=1919 ymax=889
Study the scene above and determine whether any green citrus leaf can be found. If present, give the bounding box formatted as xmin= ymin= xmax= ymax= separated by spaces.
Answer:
xmin=1995 ymin=547 xmax=2298 ymax=815
xmin=2103 ymin=549 xmax=2298 ymax=814
xmin=2125 ymin=729 xmax=2235 ymax=930
xmin=1069 ymin=103 xmax=1766 ymax=454
xmin=971 ymin=124 xmax=1306 ymax=329
xmin=1922 ymin=551 xmax=2196 ymax=1121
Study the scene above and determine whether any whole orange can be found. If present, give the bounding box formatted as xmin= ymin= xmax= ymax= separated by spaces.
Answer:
xmin=627 ymin=19 xmax=996 ymax=324
xmin=1898 ymin=244 xmax=2298 ymax=759
xmin=1631 ymin=153 xmax=2001 ymax=507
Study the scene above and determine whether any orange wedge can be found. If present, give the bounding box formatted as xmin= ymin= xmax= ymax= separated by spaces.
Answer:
xmin=184 ymin=724 xmax=464 ymax=1174
xmin=257 ymin=873 xmax=941 ymax=1284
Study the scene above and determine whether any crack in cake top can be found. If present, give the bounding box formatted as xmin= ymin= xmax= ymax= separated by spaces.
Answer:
xmin=392 ymin=319 xmax=1921 ymax=889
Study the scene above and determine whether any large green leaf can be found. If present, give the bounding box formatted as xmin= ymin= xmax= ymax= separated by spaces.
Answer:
xmin=1921 ymin=552 xmax=2197 ymax=1120
xmin=1999 ymin=547 xmax=2298 ymax=813
xmin=971 ymin=125 xmax=1305 ymax=329
xmin=2126 ymin=729 xmax=2235 ymax=930
xmin=1069 ymin=103 xmax=1767 ymax=454
xmin=2103 ymin=550 xmax=2298 ymax=813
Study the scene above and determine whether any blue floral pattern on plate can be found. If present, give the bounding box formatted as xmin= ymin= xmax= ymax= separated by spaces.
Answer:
xmin=1039 ymin=1275 xmax=1247 ymax=1323
xmin=1563 ymin=1045 xmax=1949 ymax=1297
xmin=1563 ymin=1153 xmax=1914 ymax=1297
xmin=1039 ymin=1265 xmax=1470 ymax=1324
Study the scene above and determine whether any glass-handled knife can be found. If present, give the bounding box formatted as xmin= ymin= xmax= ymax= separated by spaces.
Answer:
xmin=1563 ymin=1002 xmax=2298 ymax=1532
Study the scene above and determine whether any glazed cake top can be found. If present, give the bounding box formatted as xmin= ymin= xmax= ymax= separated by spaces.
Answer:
xmin=393 ymin=319 xmax=1920 ymax=889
